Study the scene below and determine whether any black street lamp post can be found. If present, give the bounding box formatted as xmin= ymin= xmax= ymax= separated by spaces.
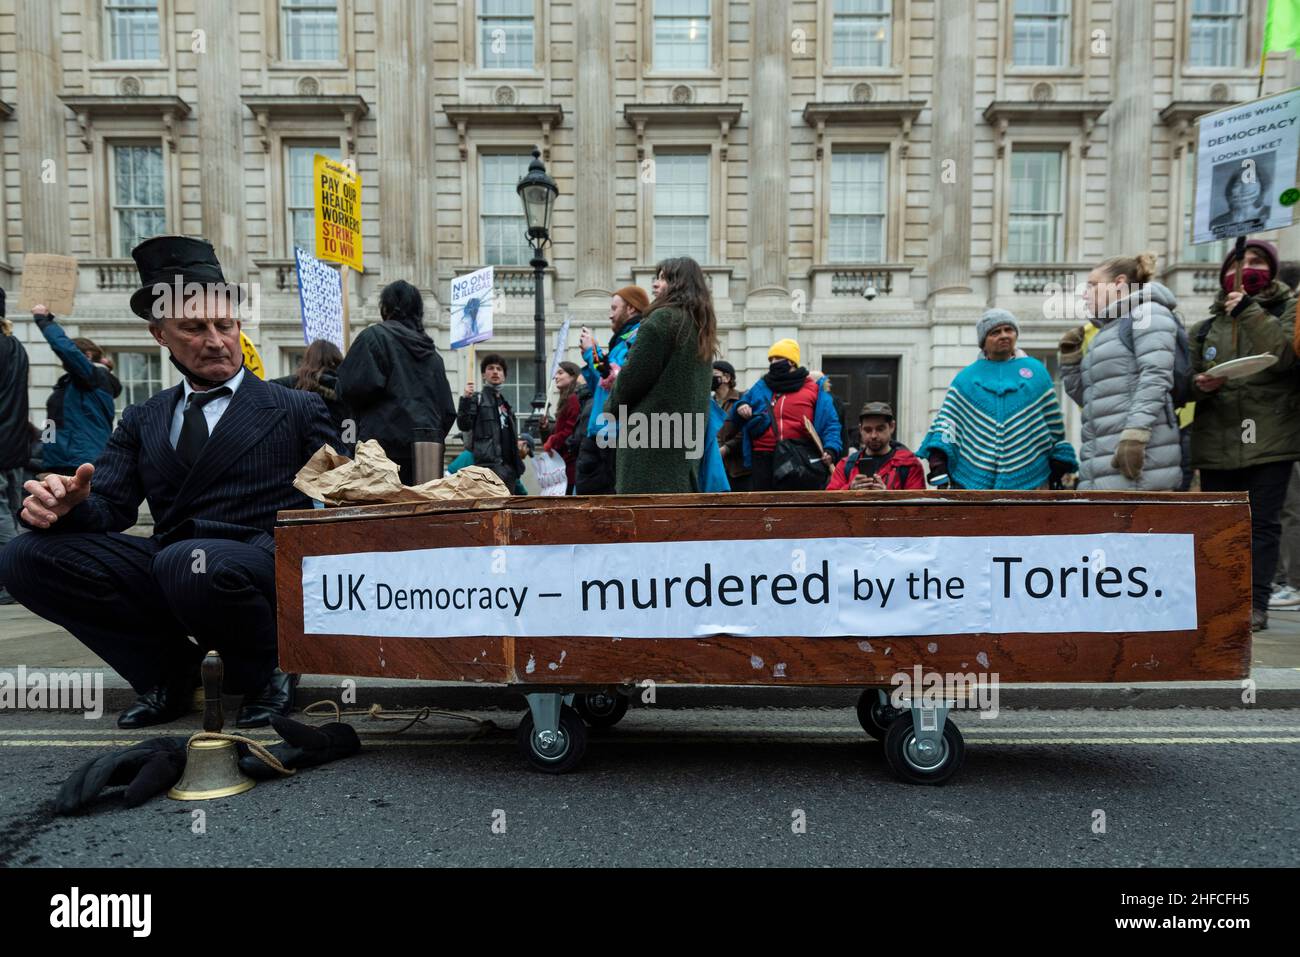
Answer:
xmin=516 ymin=147 xmax=558 ymax=441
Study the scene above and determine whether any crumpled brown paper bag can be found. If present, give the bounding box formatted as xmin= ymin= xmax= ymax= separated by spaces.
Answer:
xmin=294 ymin=439 xmax=510 ymax=505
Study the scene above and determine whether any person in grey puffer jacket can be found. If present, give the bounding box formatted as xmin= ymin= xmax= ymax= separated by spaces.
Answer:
xmin=1060 ymin=252 xmax=1183 ymax=491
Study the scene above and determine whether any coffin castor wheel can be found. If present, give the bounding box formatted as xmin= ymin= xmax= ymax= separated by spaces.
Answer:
xmin=573 ymin=690 xmax=629 ymax=729
xmin=517 ymin=705 xmax=588 ymax=773
xmin=855 ymin=688 xmax=903 ymax=741
xmin=883 ymin=712 xmax=965 ymax=786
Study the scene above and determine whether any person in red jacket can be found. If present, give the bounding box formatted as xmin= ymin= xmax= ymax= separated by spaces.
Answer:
xmin=542 ymin=361 xmax=582 ymax=492
xmin=827 ymin=402 xmax=925 ymax=491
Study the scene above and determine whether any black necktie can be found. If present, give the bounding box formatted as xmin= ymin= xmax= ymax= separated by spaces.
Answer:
xmin=176 ymin=387 xmax=232 ymax=468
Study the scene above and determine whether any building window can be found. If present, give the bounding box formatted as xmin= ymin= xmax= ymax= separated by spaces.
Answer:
xmin=286 ymin=143 xmax=341 ymax=254
xmin=1007 ymin=148 xmax=1065 ymax=263
xmin=829 ymin=149 xmax=887 ymax=263
xmin=283 ymin=348 xmax=307 ymax=377
xmin=653 ymin=0 xmax=711 ymax=72
xmin=832 ymin=0 xmax=891 ymax=69
xmin=111 ymin=144 xmax=165 ymax=259
xmin=500 ymin=353 xmax=533 ymax=427
xmin=653 ymin=152 xmax=710 ymax=262
xmin=1012 ymin=0 xmax=1070 ymax=68
xmin=479 ymin=0 xmax=534 ymax=70
xmin=1188 ymin=0 xmax=1245 ymax=68
xmin=104 ymin=0 xmax=160 ymax=61
xmin=1183 ymin=154 xmax=1230 ymax=263
xmin=281 ymin=0 xmax=339 ymax=62
xmin=112 ymin=350 xmax=163 ymax=413
xmin=479 ymin=153 xmax=532 ymax=266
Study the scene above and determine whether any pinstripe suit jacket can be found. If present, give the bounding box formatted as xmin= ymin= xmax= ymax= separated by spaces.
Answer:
xmin=27 ymin=372 xmax=337 ymax=549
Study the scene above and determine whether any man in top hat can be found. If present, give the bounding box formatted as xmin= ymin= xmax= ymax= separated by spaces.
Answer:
xmin=0 ymin=236 xmax=337 ymax=729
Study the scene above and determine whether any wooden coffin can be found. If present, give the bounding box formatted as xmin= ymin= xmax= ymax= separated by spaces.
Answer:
xmin=275 ymin=491 xmax=1251 ymax=687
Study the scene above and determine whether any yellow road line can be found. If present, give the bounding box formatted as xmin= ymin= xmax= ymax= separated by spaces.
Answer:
xmin=2 ymin=724 xmax=1299 ymax=736
xmin=4 ymin=736 xmax=1299 ymax=748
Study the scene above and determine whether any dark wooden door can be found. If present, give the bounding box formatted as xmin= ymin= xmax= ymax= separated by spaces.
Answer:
xmin=821 ymin=357 xmax=900 ymax=451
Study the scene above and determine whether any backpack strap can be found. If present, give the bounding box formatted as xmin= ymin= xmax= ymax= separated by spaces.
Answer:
xmin=1118 ymin=315 xmax=1134 ymax=355
xmin=844 ymin=450 xmax=860 ymax=482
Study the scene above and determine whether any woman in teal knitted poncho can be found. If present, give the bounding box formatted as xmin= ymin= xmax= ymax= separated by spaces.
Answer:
xmin=918 ymin=309 xmax=1078 ymax=490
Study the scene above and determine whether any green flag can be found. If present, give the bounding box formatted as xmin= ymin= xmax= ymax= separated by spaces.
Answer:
xmin=1264 ymin=0 xmax=1300 ymax=67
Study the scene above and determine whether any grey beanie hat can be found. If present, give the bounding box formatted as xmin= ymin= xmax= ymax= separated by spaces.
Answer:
xmin=977 ymin=308 xmax=1019 ymax=347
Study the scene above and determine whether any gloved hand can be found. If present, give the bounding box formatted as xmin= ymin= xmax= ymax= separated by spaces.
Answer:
xmin=1049 ymin=459 xmax=1075 ymax=490
xmin=927 ymin=450 xmax=950 ymax=487
xmin=1112 ymin=429 xmax=1149 ymax=481
xmin=55 ymin=737 xmax=187 ymax=814
xmin=1058 ymin=325 xmax=1087 ymax=365
xmin=237 ymin=716 xmax=361 ymax=781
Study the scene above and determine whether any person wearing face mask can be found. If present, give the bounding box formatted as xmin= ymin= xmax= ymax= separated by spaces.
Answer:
xmin=711 ymin=360 xmax=751 ymax=492
xmin=1060 ymin=252 xmax=1184 ymax=494
xmin=730 ymin=338 xmax=843 ymax=491
xmin=1187 ymin=239 xmax=1299 ymax=632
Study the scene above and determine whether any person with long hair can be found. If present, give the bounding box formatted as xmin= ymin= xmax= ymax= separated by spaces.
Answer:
xmin=605 ymin=257 xmax=720 ymax=493
xmin=542 ymin=360 xmax=582 ymax=492
xmin=336 ymin=279 xmax=456 ymax=483
xmin=273 ymin=339 xmax=353 ymax=454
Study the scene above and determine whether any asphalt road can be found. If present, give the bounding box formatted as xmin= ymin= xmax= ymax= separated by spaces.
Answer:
xmin=1 ymin=707 xmax=1296 ymax=868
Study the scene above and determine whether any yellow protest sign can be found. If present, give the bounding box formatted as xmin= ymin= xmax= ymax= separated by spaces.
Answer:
xmin=313 ymin=155 xmax=363 ymax=272
xmin=240 ymin=332 xmax=265 ymax=380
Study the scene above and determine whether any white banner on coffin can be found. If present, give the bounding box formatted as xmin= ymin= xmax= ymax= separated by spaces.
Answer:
xmin=301 ymin=534 xmax=1197 ymax=639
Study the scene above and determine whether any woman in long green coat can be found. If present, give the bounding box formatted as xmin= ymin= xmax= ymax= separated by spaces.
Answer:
xmin=606 ymin=257 xmax=720 ymax=494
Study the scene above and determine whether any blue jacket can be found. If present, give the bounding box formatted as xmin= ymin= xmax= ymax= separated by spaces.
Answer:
xmin=36 ymin=315 xmax=121 ymax=471
xmin=580 ymin=319 xmax=641 ymax=438
xmin=697 ymin=395 xmax=731 ymax=492
xmin=729 ymin=375 xmax=843 ymax=469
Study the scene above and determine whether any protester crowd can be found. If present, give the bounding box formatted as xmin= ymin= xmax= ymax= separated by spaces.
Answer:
xmin=1 ymin=232 xmax=1298 ymax=730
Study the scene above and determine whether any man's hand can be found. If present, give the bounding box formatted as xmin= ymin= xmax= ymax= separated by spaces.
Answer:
xmin=22 ymin=463 xmax=94 ymax=529
xmin=820 ymin=451 xmax=833 ymax=466
xmin=1225 ymin=290 xmax=1246 ymax=312
xmin=1195 ymin=373 xmax=1227 ymax=394
xmin=31 ymin=304 xmax=50 ymax=317
xmin=851 ymin=473 xmax=885 ymax=491
xmin=464 ymin=380 xmax=475 ymax=398
xmin=579 ymin=327 xmax=595 ymax=352
xmin=737 ymin=403 xmax=753 ymax=420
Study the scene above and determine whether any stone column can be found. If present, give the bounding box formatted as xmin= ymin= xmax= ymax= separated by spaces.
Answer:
xmin=1107 ymin=0 xmax=1154 ymax=252
xmin=375 ymin=0 xmax=429 ymax=290
xmin=573 ymin=0 xmax=615 ymax=300
xmin=194 ymin=3 xmax=246 ymax=280
xmin=927 ymin=0 xmax=975 ymax=295
xmin=748 ymin=0 xmax=790 ymax=301
xmin=16 ymin=0 xmax=69 ymax=255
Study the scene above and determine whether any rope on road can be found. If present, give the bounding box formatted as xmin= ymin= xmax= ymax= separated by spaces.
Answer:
xmin=301 ymin=699 xmax=497 ymax=740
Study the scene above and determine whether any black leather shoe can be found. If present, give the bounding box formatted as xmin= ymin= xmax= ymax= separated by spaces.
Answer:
xmin=235 ymin=669 xmax=299 ymax=729
xmin=117 ymin=671 xmax=198 ymax=729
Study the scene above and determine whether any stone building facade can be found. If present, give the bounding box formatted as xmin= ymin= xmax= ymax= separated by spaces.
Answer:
xmin=2 ymin=0 xmax=1299 ymax=452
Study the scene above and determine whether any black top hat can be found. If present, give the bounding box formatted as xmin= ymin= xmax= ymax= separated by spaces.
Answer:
xmin=129 ymin=236 xmax=234 ymax=320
